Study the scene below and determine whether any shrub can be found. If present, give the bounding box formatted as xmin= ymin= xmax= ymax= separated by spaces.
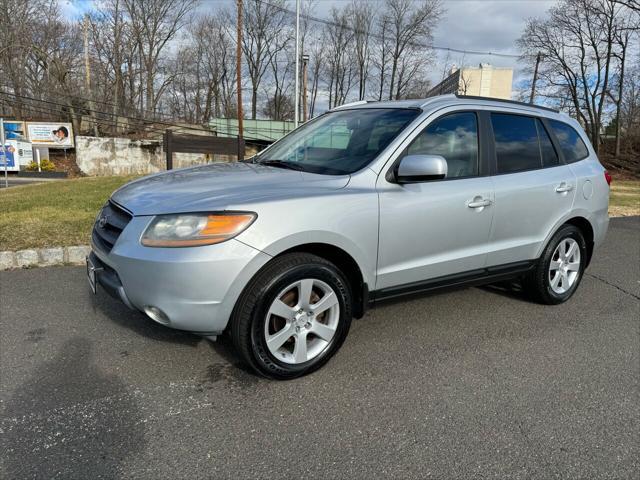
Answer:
xmin=25 ymin=159 xmax=56 ymax=172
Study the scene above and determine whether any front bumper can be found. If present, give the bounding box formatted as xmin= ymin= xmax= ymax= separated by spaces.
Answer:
xmin=91 ymin=216 xmax=271 ymax=335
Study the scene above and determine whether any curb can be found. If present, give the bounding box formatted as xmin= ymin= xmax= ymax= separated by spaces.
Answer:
xmin=0 ymin=246 xmax=91 ymax=271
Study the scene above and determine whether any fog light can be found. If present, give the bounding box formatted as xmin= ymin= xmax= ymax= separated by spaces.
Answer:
xmin=144 ymin=306 xmax=170 ymax=325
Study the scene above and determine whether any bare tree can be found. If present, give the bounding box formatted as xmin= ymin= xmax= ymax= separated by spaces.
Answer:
xmin=372 ymin=14 xmax=391 ymax=101
xmin=0 ymin=0 xmax=65 ymax=118
xmin=518 ymin=0 xmax=627 ymax=153
xmin=620 ymin=60 xmax=640 ymax=146
xmin=264 ymin=44 xmax=295 ymax=121
xmin=123 ymin=0 xmax=196 ymax=117
xmin=89 ymin=0 xmax=131 ymax=122
xmin=263 ymin=93 xmax=294 ymax=121
xmin=382 ymin=0 xmax=442 ymax=100
xmin=348 ymin=1 xmax=375 ymax=101
xmin=233 ymin=0 xmax=291 ymax=119
xmin=322 ymin=7 xmax=356 ymax=108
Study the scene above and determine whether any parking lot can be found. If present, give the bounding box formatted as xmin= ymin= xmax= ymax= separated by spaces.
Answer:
xmin=1 ymin=217 xmax=638 ymax=479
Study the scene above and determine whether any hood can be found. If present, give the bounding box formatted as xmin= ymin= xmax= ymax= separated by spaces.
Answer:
xmin=111 ymin=162 xmax=350 ymax=216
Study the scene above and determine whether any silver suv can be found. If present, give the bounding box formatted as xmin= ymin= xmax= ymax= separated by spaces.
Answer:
xmin=88 ymin=94 xmax=610 ymax=379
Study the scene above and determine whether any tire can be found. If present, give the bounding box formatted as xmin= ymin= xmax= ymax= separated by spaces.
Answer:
xmin=230 ymin=252 xmax=352 ymax=380
xmin=524 ymin=224 xmax=587 ymax=305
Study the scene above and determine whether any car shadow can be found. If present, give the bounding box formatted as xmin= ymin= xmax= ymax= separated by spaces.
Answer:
xmin=204 ymin=334 xmax=264 ymax=385
xmin=478 ymin=280 xmax=537 ymax=303
xmin=88 ymin=287 xmax=203 ymax=347
xmin=1 ymin=337 xmax=146 ymax=478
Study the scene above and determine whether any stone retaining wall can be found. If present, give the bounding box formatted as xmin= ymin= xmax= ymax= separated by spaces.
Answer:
xmin=75 ymin=136 xmax=258 ymax=176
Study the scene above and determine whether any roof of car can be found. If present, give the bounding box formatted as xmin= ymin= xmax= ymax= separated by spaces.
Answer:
xmin=331 ymin=94 xmax=561 ymax=116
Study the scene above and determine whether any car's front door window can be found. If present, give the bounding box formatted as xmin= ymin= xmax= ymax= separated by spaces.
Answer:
xmin=403 ymin=112 xmax=479 ymax=179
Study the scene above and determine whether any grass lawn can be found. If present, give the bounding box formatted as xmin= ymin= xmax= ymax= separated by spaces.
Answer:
xmin=609 ymin=179 xmax=640 ymax=217
xmin=0 ymin=176 xmax=136 ymax=251
xmin=0 ymin=174 xmax=638 ymax=252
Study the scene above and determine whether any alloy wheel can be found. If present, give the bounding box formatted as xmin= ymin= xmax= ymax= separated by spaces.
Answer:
xmin=548 ymin=238 xmax=581 ymax=295
xmin=264 ymin=278 xmax=340 ymax=364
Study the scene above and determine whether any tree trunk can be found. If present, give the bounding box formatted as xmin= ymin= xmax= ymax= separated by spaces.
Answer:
xmin=251 ymin=87 xmax=257 ymax=120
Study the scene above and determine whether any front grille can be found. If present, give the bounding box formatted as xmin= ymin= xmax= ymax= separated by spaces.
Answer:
xmin=92 ymin=201 xmax=132 ymax=254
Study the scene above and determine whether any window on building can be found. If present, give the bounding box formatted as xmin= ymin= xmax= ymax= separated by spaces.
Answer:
xmin=548 ymin=120 xmax=589 ymax=163
xmin=405 ymin=112 xmax=479 ymax=179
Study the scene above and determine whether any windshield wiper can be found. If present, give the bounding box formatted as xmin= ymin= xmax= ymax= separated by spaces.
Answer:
xmin=258 ymin=160 xmax=306 ymax=172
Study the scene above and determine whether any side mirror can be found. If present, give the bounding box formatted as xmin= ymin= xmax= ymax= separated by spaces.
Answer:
xmin=394 ymin=154 xmax=448 ymax=183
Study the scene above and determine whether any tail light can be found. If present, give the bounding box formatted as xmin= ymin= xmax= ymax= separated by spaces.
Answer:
xmin=604 ymin=171 xmax=612 ymax=186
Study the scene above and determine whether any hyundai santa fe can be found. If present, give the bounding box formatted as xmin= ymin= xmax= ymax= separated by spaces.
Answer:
xmin=87 ymin=94 xmax=610 ymax=379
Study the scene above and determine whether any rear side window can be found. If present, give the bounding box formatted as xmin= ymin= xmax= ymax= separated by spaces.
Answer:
xmin=548 ymin=120 xmax=589 ymax=163
xmin=536 ymin=119 xmax=559 ymax=168
xmin=491 ymin=113 xmax=541 ymax=173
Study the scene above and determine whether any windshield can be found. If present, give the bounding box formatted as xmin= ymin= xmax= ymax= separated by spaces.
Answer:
xmin=257 ymin=108 xmax=420 ymax=175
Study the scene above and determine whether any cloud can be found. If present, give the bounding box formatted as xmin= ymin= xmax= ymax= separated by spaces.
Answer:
xmin=430 ymin=0 xmax=555 ymax=88
xmin=58 ymin=0 xmax=95 ymax=20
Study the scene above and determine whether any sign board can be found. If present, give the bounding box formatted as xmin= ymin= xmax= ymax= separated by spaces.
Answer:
xmin=26 ymin=122 xmax=74 ymax=148
xmin=12 ymin=140 xmax=33 ymax=166
xmin=3 ymin=121 xmax=26 ymax=140
xmin=0 ymin=142 xmax=19 ymax=171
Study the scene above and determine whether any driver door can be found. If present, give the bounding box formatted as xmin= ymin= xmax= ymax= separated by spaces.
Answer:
xmin=375 ymin=110 xmax=494 ymax=292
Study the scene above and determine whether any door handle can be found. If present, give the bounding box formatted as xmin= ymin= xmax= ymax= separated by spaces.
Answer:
xmin=555 ymin=183 xmax=574 ymax=193
xmin=467 ymin=198 xmax=492 ymax=208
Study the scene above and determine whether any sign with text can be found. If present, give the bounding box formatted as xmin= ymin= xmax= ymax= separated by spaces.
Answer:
xmin=27 ymin=122 xmax=74 ymax=148
xmin=0 ymin=143 xmax=19 ymax=171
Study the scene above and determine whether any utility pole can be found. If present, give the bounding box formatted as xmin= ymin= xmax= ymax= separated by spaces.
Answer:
xmin=236 ymin=0 xmax=244 ymax=140
xmin=1 ymin=118 xmax=7 ymax=188
xmin=302 ymin=54 xmax=309 ymax=122
xmin=294 ymin=0 xmax=300 ymax=128
xmin=84 ymin=15 xmax=99 ymax=137
xmin=529 ymin=51 xmax=542 ymax=104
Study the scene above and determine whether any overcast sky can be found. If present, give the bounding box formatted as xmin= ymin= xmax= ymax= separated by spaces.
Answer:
xmin=60 ymin=0 xmax=556 ymax=101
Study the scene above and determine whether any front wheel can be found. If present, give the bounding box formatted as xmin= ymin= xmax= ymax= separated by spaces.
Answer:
xmin=524 ymin=224 xmax=587 ymax=304
xmin=230 ymin=253 xmax=352 ymax=379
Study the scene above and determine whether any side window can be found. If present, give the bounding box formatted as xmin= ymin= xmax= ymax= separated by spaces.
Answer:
xmin=406 ymin=112 xmax=479 ymax=179
xmin=536 ymin=119 xmax=559 ymax=168
xmin=548 ymin=120 xmax=589 ymax=163
xmin=491 ymin=113 xmax=541 ymax=173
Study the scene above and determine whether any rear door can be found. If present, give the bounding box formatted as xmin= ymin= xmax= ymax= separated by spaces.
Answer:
xmin=486 ymin=111 xmax=577 ymax=266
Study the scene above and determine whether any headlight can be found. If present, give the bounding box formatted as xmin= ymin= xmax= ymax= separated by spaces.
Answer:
xmin=141 ymin=212 xmax=256 ymax=247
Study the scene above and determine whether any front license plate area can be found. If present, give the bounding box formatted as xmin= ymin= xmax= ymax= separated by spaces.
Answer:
xmin=86 ymin=256 xmax=98 ymax=294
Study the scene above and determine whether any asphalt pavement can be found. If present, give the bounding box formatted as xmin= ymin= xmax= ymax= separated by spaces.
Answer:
xmin=1 ymin=217 xmax=638 ymax=479
xmin=0 ymin=175 xmax=58 ymax=188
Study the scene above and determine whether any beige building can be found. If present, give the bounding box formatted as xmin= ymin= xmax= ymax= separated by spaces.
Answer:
xmin=427 ymin=63 xmax=513 ymax=100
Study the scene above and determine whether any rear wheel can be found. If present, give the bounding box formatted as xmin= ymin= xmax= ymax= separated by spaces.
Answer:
xmin=230 ymin=253 xmax=352 ymax=379
xmin=524 ymin=224 xmax=587 ymax=304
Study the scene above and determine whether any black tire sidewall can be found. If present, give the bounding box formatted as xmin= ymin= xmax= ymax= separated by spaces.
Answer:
xmin=542 ymin=226 xmax=587 ymax=303
xmin=248 ymin=261 xmax=352 ymax=379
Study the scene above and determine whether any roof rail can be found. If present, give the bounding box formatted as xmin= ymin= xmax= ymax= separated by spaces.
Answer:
xmin=332 ymin=100 xmax=371 ymax=110
xmin=454 ymin=94 xmax=560 ymax=113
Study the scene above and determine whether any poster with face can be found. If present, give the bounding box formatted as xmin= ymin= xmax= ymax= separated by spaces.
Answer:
xmin=26 ymin=122 xmax=74 ymax=148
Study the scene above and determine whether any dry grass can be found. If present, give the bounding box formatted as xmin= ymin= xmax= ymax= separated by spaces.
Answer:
xmin=0 ymin=176 xmax=136 ymax=251
xmin=609 ymin=179 xmax=640 ymax=217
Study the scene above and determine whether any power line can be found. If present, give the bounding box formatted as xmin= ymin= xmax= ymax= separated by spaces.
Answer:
xmin=0 ymin=98 xmax=268 ymax=149
xmin=0 ymin=92 xmax=295 ymax=139
xmin=255 ymin=0 xmax=522 ymax=59
xmin=0 ymin=91 xmax=225 ymax=136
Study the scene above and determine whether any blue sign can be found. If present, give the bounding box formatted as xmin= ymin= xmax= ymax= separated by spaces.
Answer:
xmin=0 ymin=144 xmax=16 ymax=168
